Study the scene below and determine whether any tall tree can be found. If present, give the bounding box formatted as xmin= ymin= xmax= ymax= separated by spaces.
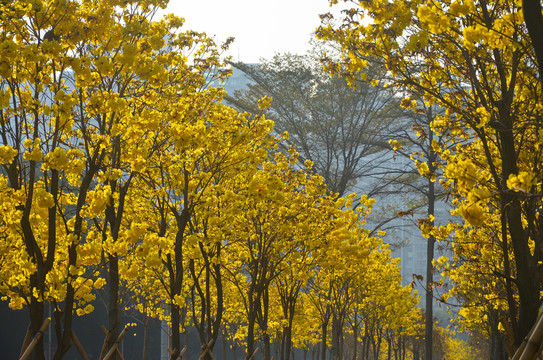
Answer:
xmin=227 ymin=52 xmax=405 ymax=200
xmin=389 ymin=100 xmax=450 ymax=360
xmin=317 ymin=0 xmax=543 ymax=354
xmin=0 ymin=0 xmax=233 ymax=358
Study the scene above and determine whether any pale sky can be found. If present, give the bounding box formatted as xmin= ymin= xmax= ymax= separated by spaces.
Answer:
xmin=163 ymin=0 xmax=342 ymax=63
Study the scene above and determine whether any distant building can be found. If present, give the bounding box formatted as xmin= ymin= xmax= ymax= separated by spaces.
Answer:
xmin=223 ymin=66 xmax=254 ymax=93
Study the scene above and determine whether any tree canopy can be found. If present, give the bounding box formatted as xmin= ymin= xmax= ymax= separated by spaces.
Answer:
xmin=317 ymin=0 xmax=543 ymax=357
xmin=0 ymin=1 xmax=422 ymax=359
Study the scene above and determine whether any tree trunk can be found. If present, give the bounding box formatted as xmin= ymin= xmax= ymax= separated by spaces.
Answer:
xmin=352 ymin=319 xmax=358 ymax=360
xmin=283 ymin=326 xmax=292 ymax=360
xmin=169 ymin=206 xmax=188 ymax=360
xmin=28 ymin=298 xmax=45 ymax=360
xmin=387 ymin=335 xmax=392 ymax=360
xmin=331 ymin=315 xmax=340 ymax=360
xmin=263 ymin=332 xmax=271 ymax=360
xmin=413 ymin=339 xmax=420 ymax=360
xmin=363 ymin=326 xmax=370 ymax=360
xmin=142 ymin=315 xmax=149 ymax=360
xmin=107 ymin=255 xmax=121 ymax=360
xmin=498 ymin=102 xmax=541 ymax=346
xmin=246 ymin=297 xmax=257 ymax=360
xmin=425 ymin=129 xmax=436 ymax=360
xmin=523 ymin=0 xmax=543 ymax=93
xmin=321 ymin=319 xmax=328 ymax=360
xmin=170 ymin=304 xmax=181 ymax=360
xmin=192 ymin=242 xmax=223 ymax=360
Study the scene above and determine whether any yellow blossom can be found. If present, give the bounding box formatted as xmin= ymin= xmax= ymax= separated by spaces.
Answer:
xmin=0 ymin=145 xmax=17 ymax=164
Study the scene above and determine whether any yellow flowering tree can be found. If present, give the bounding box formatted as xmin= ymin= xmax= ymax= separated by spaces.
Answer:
xmin=301 ymin=196 xmax=421 ymax=360
xmin=389 ymin=98 xmax=452 ymax=358
xmin=318 ymin=0 xmax=543 ymax=354
xmin=0 ymin=0 xmax=234 ymax=358
xmin=0 ymin=0 xmax=123 ymax=357
xmin=119 ymin=95 xmax=276 ymax=360
xmin=222 ymin=150 xmax=335 ymax=360
xmin=432 ymin=140 xmax=513 ymax=358
xmin=65 ymin=2 xmax=233 ymax=357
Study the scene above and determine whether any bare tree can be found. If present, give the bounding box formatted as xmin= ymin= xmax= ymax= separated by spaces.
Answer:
xmin=226 ymin=53 xmax=405 ymax=200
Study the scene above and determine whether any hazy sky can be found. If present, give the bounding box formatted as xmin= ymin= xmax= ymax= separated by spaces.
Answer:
xmin=163 ymin=0 xmax=341 ymax=63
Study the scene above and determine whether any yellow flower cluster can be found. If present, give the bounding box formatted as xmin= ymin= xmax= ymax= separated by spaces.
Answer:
xmin=23 ymin=138 xmax=43 ymax=162
xmin=0 ymin=145 xmax=17 ymax=164
xmin=83 ymin=185 xmax=112 ymax=218
xmin=43 ymin=147 xmax=69 ymax=171
xmin=507 ymin=171 xmax=536 ymax=193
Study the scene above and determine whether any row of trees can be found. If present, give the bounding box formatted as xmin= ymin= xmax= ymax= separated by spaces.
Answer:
xmin=317 ymin=0 xmax=543 ymax=358
xmin=0 ymin=0 xmax=422 ymax=359
xmin=226 ymin=49 xmax=454 ymax=360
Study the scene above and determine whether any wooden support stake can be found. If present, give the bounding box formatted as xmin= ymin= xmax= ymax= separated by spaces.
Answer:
xmin=248 ymin=347 xmax=260 ymax=360
xmin=99 ymin=326 xmax=112 ymax=360
xmin=514 ymin=313 xmax=543 ymax=360
xmin=71 ymin=331 xmax=90 ymax=360
xmin=102 ymin=326 xmax=129 ymax=360
xmin=176 ymin=345 xmax=188 ymax=360
xmin=198 ymin=349 xmax=216 ymax=360
xmin=513 ymin=322 xmax=539 ymax=360
xmin=101 ymin=326 xmax=124 ymax=359
xmin=19 ymin=318 xmax=51 ymax=360
xmin=535 ymin=339 xmax=543 ymax=360
xmin=501 ymin=317 xmax=518 ymax=358
xmin=18 ymin=327 xmax=32 ymax=360
xmin=198 ymin=339 xmax=216 ymax=360
xmin=513 ymin=338 xmax=528 ymax=360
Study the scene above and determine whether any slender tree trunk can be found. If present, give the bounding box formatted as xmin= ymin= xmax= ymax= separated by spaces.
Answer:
xmin=425 ymin=128 xmax=436 ymax=360
xmin=425 ymin=235 xmax=435 ymax=360
xmin=192 ymin=242 xmax=223 ymax=360
xmin=413 ymin=339 xmax=420 ymax=360
xmin=107 ymin=255 xmax=121 ymax=360
xmin=387 ymin=336 xmax=392 ymax=360
xmin=170 ymin=304 xmax=181 ymax=360
xmin=363 ymin=326 xmax=370 ymax=360
xmin=54 ymin=242 xmax=77 ymax=360
xmin=498 ymin=103 xmax=541 ymax=346
xmin=321 ymin=319 xmax=328 ymax=360
xmin=54 ymin=164 xmax=96 ymax=360
xmin=169 ymin=206 xmax=188 ymax=360
xmin=371 ymin=332 xmax=377 ymax=359
xmin=351 ymin=313 xmax=359 ymax=360
xmin=246 ymin=293 xmax=257 ymax=360
xmin=283 ymin=326 xmax=292 ymax=360
xmin=284 ymin=294 xmax=297 ymax=360
xmin=29 ymin=298 xmax=45 ymax=360
xmin=142 ymin=315 xmax=149 ymax=360
xmin=331 ymin=315 xmax=340 ymax=360
xmin=263 ymin=332 xmax=271 ymax=360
